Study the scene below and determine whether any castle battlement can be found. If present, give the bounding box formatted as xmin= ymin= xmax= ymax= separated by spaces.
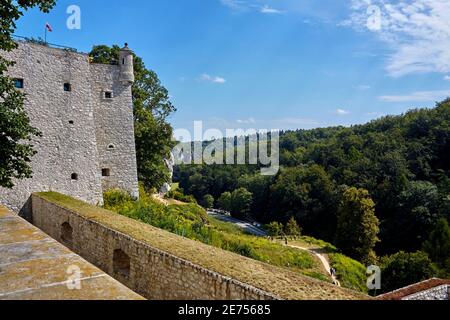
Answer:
xmin=0 ymin=41 xmax=139 ymax=215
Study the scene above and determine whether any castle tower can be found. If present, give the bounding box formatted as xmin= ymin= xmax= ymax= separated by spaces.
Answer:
xmin=119 ymin=43 xmax=135 ymax=84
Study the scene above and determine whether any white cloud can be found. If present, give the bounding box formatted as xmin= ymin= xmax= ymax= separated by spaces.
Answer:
xmin=444 ymin=75 xmax=450 ymax=81
xmin=260 ymin=5 xmax=284 ymax=14
xmin=356 ymin=84 xmax=371 ymax=90
xmin=220 ymin=0 xmax=285 ymax=15
xmin=379 ymin=89 xmax=450 ymax=102
xmin=199 ymin=73 xmax=227 ymax=84
xmin=344 ymin=0 xmax=450 ymax=77
xmin=220 ymin=0 xmax=247 ymax=11
xmin=335 ymin=108 xmax=351 ymax=115
xmin=237 ymin=117 xmax=256 ymax=124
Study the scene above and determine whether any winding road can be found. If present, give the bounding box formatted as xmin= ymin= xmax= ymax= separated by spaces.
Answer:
xmin=207 ymin=211 xmax=268 ymax=237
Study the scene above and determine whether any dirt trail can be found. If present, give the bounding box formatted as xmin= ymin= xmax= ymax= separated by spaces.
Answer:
xmin=288 ymin=244 xmax=341 ymax=287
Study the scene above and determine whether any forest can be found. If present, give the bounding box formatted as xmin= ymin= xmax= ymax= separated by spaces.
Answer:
xmin=175 ymin=100 xmax=450 ymax=282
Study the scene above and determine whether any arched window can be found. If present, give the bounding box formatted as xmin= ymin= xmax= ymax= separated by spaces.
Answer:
xmin=113 ymin=249 xmax=130 ymax=278
xmin=61 ymin=222 xmax=73 ymax=248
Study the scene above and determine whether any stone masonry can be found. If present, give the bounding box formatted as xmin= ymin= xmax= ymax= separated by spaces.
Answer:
xmin=31 ymin=194 xmax=279 ymax=300
xmin=0 ymin=41 xmax=139 ymax=215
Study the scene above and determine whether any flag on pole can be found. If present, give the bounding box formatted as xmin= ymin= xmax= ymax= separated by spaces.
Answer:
xmin=45 ymin=22 xmax=53 ymax=32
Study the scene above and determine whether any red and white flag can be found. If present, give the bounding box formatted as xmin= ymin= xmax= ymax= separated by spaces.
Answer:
xmin=45 ymin=22 xmax=53 ymax=32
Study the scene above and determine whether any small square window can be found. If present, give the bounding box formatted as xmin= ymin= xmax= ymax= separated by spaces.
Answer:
xmin=69 ymin=120 xmax=74 ymax=125
xmin=104 ymin=91 xmax=113 ymax=99
xmin=102 ymin=168 xmax=111 ymax=177
xmin=71 ymin=173 xmax=79 ymax=181
xmin=14 ymin=78 xmax=24 ymax=89
xmin=64 ymin=83 xmax=72 ymax=92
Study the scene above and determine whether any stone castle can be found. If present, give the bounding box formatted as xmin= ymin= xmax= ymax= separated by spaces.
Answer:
xmin=0 ymin=41 xmax=139 ymax=214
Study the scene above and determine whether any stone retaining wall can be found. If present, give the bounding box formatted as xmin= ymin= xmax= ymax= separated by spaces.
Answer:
xmin=31 ymin=194 xmax=279 ymax=300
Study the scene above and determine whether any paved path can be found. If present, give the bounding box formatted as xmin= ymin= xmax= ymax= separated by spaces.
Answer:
xmin=287 ymin=244 xmax=341 ymax=287
xmin=0 ymin=206 xmax=144 ymax=300
xmin=207 ymin=211 xmax=268 ymax=237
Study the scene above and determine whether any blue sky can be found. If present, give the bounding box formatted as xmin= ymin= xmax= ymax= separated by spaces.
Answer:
xmin=14 ymin=0 xmax=450 ymax=136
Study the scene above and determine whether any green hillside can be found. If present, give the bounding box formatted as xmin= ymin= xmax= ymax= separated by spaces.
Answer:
xmin=175 ymin=99 xmax=450 ymax=292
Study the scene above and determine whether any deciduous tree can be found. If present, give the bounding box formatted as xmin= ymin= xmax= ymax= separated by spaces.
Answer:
xmin=380 ymin=251 xmax=437 ymax=293
xmin=423 ymin=218 xmax=450 ymax=274
xmin=285 ymin=217 xmax=301 ymax=237
xmin=0 ymin=0 xmax=56 ymax=188
xmin=335 ymin=187 xmax=380 ymax=264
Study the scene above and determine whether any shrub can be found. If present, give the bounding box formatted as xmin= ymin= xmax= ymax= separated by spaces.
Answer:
xmin=104 ymin=189 xmax=134 ymax=210
xmin=166 ymin=189 xmax=198 ymax=204
xmin=265 ymin=222 xmax=284 ymax=237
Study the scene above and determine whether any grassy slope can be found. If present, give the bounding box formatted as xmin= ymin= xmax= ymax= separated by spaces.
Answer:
xmin=209 ymin=217 xmax=330 ymax=282
xmin=103 ymin=189 xmax=329 ymax=282
xmin=276 ymin=238 xmax=368 ymax=293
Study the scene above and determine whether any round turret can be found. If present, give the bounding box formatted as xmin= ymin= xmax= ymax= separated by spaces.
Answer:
xmin=119 ymin=43 xmax=134 ymax=84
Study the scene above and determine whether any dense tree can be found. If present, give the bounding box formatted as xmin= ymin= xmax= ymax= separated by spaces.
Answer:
xmin=335 ymin=187 xmax=380 ymax=264
xmin=383 ymin=181 xmax=442 ymax=253
xmin=237 ymin=174 xmax=273 ymax=222
xmin=89 ymin=45 xmax=176 ymax=190
xmin=230 ymin=188 xmax=253 ymax=219
xmin=0 ymin=0 xmax=56 ymax=188
xmin=175 ymin=98 xmax=450 ymax=259
xmin=201 ymin=194 xmax=215 ymax=209
xmin=218 ymin=192 xmax=232 ymax=212
xmin=217 ymin=188 xmax=253 ymax=219
xmin=268 ymin=165 xmax=338 ymax=241
xmin=380 ymin=251 xmax=437 ymax=293
xmin=423 ymin=218 xmax=450 ymax=274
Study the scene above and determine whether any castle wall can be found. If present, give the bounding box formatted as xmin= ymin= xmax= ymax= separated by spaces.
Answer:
xmin=0 ymin=42 xmax=103 ymax=214
xmin=31 ymin=194 xmax=278 ymax=300
xmin=90 ymin=64 xmax=139 ymax=198
xmin=0 ymin=41 xmax=139 ymax=214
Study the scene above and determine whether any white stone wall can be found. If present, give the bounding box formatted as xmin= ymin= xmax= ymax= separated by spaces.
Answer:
xmin=0 ymin=41 xmax=138 ymax=214
xmin=90 ymin=64 xmax=139 ymax=199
